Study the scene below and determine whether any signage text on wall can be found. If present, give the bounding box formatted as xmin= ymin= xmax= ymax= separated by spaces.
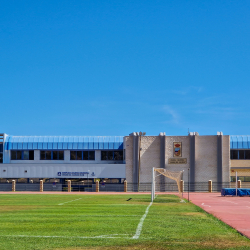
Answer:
xmin=57 ymin=172 xmax=95 ymax=177
xmin=168 ymin=158 xmax=187 ymax=164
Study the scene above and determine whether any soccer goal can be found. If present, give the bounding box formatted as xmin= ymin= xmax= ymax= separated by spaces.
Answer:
xmin=151 ymin=167 xmax=184 ymax=201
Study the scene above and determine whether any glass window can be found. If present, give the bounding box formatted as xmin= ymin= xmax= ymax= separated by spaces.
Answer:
xmin=53 ymin=151 xmax=58 ymax=160
xmin=245 ymin=150 xmax=250 ymax=159
xmin=11 ymin=150 xmax=34 ymax=160
xmin=40 ymin=151 xmax=46 ymax=160
xmin=11 ymin=151 xmax=16 ymax=160
xmin=70 ymin=151 xmax=76 ymax=160
xmin=17 ymin=151 xmax=22 ymax=160
xmin=239 ymin=150 xmax=244 ymax=159
xmin=88 ymin=151 xmax=95 ymax=160
xmin=77 ymin=151 xmax=82 ymax=160
xmin=107 ymin=151 xmax=113 ymax=160
xmin=29 ymin=151 xmax=34 ymax=160
xmin=70 ymin=151 xmax=95 ymax=160
xmin=46 ymin=151 xmax=51 ymax=160
xmin=244 ymin=176 xmax=250 ymax=182
xmin=58 ymin=151 xmax=64 ymax=160
xmin=83 ymin=151 xmax=88 ymax=160
xmin=101 ymin=151 xmax=107 ymax=160
xmin=41 ymin=151 xmax=63 ymax=160
xmin=23 ymin=151 xmax=29 ymax=160
xmin=230 ymin=150 xmax=238 ymax=159
xmin=0 ymin=153 xmax=2 ymax=163
xmin=114 ymin=151 xmax=123 ymax=160
xmin=0 ymin=144 xmax=3 ymax=152
xmin=101 ymin=151 xmax=123 ymax=160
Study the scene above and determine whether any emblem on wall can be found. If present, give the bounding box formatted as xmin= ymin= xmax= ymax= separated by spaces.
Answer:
xmin=173 ymin=142 xmax=182 ymax=157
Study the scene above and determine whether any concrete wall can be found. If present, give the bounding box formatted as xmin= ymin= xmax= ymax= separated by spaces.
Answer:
xmin=222 ymin=136 xmax=230 ymax=182
xmin=165 ymin=136 xmax=190 ymax=183
xmin=124 ymin=136 xmax=133 ymax=183
xmin=125 ymin=134 xmax=230 ymax=185
xmin=195 ymin=136 xmax=217 ymax=182
xmin=231 ymin=160 xmax=250 ymax=168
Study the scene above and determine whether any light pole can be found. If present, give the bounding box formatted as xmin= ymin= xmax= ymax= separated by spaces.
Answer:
xmin=188 ymin=168 xmax=190 ymax=202
xmin=182 ymin=170 xmax=184 ymax=199
xmin=88 ymin=170 xmax=90 ymax=191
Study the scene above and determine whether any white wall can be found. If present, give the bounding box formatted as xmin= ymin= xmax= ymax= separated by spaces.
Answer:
xmin=0 ymin=163 xmax=125 ymax=179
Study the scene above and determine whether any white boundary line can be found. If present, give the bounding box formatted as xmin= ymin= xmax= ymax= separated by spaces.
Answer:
xmin=132 ymin=201 xmax=153 ymax=239
xmin=58 ymin=198 xmax=82 ymax=205
xmin=222 ymin=200 xmax=238 ymax=205
xmin=201 ymin=203 xmax=211 ymax=207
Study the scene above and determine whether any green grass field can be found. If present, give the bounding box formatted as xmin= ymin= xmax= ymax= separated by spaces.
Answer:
xmin=0 ymin=194 xmax=250 ymax=250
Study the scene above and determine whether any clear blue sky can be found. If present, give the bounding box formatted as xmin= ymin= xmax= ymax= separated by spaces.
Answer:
xmin=1 ymin=0 xmax=250 ymax=136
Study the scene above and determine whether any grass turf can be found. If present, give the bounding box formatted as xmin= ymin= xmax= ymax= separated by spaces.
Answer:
xmin=0 ymin=194 xmax=249 ymax=250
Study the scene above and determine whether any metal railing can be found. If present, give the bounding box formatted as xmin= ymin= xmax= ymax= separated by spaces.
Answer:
xmin=1 ymin=181 xmax=250 ymax=192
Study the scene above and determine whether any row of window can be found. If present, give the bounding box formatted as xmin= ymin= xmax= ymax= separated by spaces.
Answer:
xmin=101 ymin=151 xmax=123 ymax=160
xmin=70 ymin=151 xmax=95 ymax=160
xmin=231 ymin=176 xmax=250 ymax=182
xmin=40 ymin=151 xmax=64 ymax=160
xmin=10 ymin=150 xmax=123 ymax=161
xmin=11 ymin=150 xmax=34 ymax=160
xmin=230 ymin=150 xmax=250 ymax=160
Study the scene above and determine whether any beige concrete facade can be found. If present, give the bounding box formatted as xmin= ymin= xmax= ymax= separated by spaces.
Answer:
xmin=125 ymin=133 xmax=230 ymax=186
xmin=231 ymin=160 xmax=250 ymax=168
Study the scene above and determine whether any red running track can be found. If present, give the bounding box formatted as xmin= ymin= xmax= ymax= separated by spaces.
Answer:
xmin=182 ymin=192 xmax=250 ymax=239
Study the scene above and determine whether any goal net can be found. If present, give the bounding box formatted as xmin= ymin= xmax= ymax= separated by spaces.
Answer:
xmin=151 ymin=168 xmax=183 ymax=201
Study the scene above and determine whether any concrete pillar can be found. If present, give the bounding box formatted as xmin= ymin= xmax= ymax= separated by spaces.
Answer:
xmin=217 ymin=133 xmax=223 ymax=191
xmin=40 ymin=180 xmax=43 ymax=192
xmin=96 ymin=180 xmax=99 ymax=192
xmin=131 ymin=133 xmax=139 ymax=192
xmin=208 ymin=180 xmax=212 ymax=192
xmin=160 ymin=133 xmax=166 ymax=191
xmin=67 ymin=180 xmax=71 ymax=192
xmin=124 ymin=180 xmax=127 ymax=192
xmin=180 ymin=180 xmax=184 ymax=192
xmin=12 ymin=180 xmax=16 ymax=192
xmin=189 ymin=134 xmax=196 ymax=189
xmin=237 ymin=180 xmax=241 ymax=189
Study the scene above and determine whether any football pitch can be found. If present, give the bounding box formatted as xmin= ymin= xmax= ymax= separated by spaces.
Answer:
xmin=0 ymin=194 xmax=250 ymax=250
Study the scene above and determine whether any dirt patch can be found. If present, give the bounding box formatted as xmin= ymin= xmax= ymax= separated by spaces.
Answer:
xmin=0 ymin=205 xmax=39 ymax=212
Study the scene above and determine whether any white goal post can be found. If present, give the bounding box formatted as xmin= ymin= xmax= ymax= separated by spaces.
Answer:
xmin=151 ymin=167 xmax=184 ymax=201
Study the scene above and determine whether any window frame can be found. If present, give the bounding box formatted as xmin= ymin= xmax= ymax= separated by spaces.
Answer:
xmin=40 ymin=150 xmax=64 ymax=160
xmin=11 ymin=150 xmax=34 ymax=160
xmin=70 ymin=151 xmax=95 ymax=160
xmin=230 ymin=149 xmax=250 ymax=160
xmin=101 ymin=150 xmax=123 ymax=161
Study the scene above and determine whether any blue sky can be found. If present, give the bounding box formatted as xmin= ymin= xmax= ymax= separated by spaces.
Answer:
xmin=1 ymin=0 xmax=250 ymax=136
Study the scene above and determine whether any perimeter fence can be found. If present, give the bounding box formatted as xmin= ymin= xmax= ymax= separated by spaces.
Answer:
xmin=0 ymin=181 xmax=249 ymax=192
xmin=0 ymin=182 xmax=250 ymax=192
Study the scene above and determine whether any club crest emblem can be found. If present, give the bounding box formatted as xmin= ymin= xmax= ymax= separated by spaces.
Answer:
xmin=173 ymin=142 xmax=182 ymax=157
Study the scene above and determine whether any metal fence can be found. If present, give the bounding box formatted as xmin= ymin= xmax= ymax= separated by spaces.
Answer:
xmin=0 ymin=182 xmax=250 ymax=192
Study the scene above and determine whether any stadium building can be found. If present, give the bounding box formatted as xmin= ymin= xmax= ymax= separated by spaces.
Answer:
xmin=0 ymin=132 xmax=250 ymax=191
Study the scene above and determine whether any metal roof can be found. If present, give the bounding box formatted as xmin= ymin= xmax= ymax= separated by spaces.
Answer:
xmin=5 ymin=135 xmax=124 ymax=150
xmin=230 ymin=136 xmax=250 ymax=149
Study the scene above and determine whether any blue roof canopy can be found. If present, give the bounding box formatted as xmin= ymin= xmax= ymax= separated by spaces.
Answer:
xmin=5 ymin=135 xmax=124 ymax=150
xmin=230 ymin=136 xmax=250 ymax=149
